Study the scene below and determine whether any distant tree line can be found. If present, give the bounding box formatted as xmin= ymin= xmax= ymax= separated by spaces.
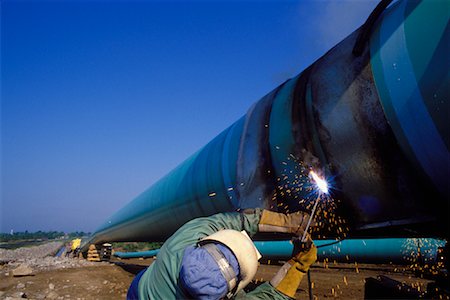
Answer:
xmin=0 ymin=231 xmax=91 ymax=242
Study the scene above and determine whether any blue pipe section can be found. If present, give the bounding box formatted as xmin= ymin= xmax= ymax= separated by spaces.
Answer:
xmin=113 ymin=239 xmax=445 ymax=264
xmin=255 ymin=238 xmax=446 ymax=264
xmin=114 ymin=249 xmax=160 ymax=259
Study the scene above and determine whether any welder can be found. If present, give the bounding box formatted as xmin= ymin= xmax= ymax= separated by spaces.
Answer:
xmin=127 ymin=209 xmax=317 ymax=299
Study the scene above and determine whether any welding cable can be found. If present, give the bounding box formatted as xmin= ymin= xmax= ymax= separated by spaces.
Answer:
xmin=306 ymin=238 xmax=345 ymax=300
xmin=307 ymin=270 xmax=313 ymax=300
xmin=316 ymin=238 xmax=344 ymax=249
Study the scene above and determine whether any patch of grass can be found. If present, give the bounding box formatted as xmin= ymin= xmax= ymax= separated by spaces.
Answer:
xmin=0 ymin=239 xmax=51 ymax=249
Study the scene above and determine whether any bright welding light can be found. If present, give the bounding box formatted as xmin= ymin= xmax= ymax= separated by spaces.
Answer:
xmin=310 ymin=170 xmax=329 ymax=195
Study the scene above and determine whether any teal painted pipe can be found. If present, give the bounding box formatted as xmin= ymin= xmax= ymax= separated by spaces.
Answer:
xmin=112 ymin=238 xmax=446 ymax=264
xmin=255 ymin=238 xmax=446 ymax=264
xmin=114 ymin=249 xmax=160 ymax=259
xmin=85 ymin=0 xmax=449 ymax=248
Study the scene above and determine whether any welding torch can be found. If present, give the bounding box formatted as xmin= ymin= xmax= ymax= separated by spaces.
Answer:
xmin=292 ymin=170 xmax=328 ymax=300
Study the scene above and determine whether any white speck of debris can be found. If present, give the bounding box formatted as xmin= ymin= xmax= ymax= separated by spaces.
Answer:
xmin=46 ymin=291 xmax=59 ymax=299
xmin=16 ymin=283 xmax=25 ymax=289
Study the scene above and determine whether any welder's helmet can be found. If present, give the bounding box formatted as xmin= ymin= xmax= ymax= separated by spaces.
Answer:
xmin=179 ymin=230 xmax=261 ymax=299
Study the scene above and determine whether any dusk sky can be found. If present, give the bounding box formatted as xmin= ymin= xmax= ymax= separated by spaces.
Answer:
xmin=1 ymin=0 xmax=378 ymax=233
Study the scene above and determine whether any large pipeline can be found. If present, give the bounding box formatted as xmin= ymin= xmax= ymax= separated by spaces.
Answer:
xmin=86 ymin=0 xmax=449 ymax=248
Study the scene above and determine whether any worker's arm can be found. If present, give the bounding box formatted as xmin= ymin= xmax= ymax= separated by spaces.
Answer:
xmin=163 ymin=210 xmax=263 ymax=253
xmin=258 ymin=210 xmax=312 ymax=236
xmin=164 ymin=209 xmax=312 ymax=253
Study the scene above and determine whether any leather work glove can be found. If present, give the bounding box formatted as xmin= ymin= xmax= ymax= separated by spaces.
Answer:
xmin=258 ymin=209 xmax=313 ymax=236
xmin=270 ymin=240 xmax=317 ymax=298
xmin=291 ymin=238 xmax=317 ymax=273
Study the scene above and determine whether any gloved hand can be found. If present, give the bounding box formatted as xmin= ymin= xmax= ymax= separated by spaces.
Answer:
xmin=270 ymin=240 xmax=317 ymax=298
xmin=258 ymin=209 xmax=313 ymax=236
xmin=291 ymin=238 xmax=317 ymax=273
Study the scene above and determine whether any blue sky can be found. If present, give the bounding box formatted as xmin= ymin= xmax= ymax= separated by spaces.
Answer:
xmin=1 ymin=0 xmax=378 ymax=232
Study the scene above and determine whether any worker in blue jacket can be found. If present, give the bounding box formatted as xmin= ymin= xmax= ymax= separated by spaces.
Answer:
xmin=127 ymin=208 xmax=317 ymax=299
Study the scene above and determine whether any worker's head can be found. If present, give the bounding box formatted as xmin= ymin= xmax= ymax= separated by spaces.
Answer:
xmin=179 ymin=229 xmax=261 ymax=299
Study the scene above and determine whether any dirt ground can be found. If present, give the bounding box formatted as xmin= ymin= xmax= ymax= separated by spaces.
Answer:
xmin=1 ymin=256 xmax=435 ymax=300
xmin=263 ymin=262 xmax=432 ymax=299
